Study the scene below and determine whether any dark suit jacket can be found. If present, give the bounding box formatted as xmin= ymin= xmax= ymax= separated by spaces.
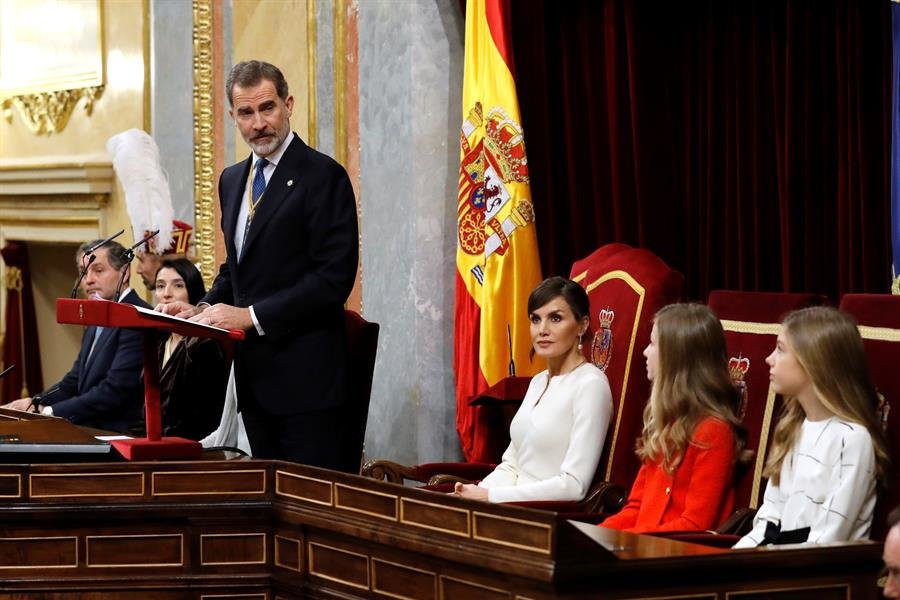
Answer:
xmin=158 ymin=336 xmax=228 ymax=440
xmin=203 ymin=134 xmax=358 ymax=416
xmin=45 ymin=289 xmax=150 ymax=433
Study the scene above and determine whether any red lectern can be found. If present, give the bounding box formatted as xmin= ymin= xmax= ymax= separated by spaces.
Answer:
xmin=56 ymin=298 xmax=245 ymax=460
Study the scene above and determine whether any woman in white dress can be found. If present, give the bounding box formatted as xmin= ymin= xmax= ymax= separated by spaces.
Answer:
xmin=734 ymin=306 xmax=890 ymax=547
xmin=453 ymin=276 xmax=613 ymax=503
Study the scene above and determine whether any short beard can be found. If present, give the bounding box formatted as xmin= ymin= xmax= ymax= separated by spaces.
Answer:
xmin=248 ymin=126 xmax=288 ymax=157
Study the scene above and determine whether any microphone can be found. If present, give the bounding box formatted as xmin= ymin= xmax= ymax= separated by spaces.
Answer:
xmin=28 ymin=384 xmax=61 ymax=413
xmin=0 ymin=364 xmax=14 ymax=379
xmin=114 ymin=229 xmax=160 ymax=302
xmin=70 ymin=229 xmax=125 ymax=299
xmin=85 ymin=229 xmax=125 ymax=254
xmin=507 ymin=323 xmax=516 ymax=376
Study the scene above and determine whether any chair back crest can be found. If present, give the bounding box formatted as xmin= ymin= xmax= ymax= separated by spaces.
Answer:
xmin=707 ymin=290 xmax=826 ymax=512
xmin=576 ymin=246 xmax=684 ymax=489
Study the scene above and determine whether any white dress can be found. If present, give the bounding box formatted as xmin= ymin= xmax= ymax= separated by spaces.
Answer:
xmin=477 ymin=363 xmax=613 ymax=503
xmin=734 ymin=416 xmax=876 ymax=548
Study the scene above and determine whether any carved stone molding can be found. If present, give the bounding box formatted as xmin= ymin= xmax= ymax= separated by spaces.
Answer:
xmin=192 ymin=0 xmax=216 ymax=290
xmin=1 ymin=86 xmax=105 ymax=135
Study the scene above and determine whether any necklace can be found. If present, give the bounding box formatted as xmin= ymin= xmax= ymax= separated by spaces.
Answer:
xmin=535 ymin=359 xmax=586 ymax=406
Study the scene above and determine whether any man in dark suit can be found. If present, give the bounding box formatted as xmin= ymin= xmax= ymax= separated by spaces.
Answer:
xmin=2 ymin=240 xmax=148 ymax=433
xmin=161 ymin=61 xmax=358 ymax=468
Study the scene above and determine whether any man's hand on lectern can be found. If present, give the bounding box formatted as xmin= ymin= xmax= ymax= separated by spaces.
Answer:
xmin=155 ymin=300 xmax=202 ymax=320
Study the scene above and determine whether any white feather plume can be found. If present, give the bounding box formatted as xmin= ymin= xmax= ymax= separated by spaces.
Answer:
xmin=106 ymin=129 xmax=174 ymax=254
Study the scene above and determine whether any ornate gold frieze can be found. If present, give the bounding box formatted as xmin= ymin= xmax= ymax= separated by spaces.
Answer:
xmin=1 ymin=87 xmax=105 ymax=135
xmin=192 ymin=0 xmax=217 ymax=290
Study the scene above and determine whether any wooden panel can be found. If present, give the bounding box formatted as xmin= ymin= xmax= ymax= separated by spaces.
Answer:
xmin=308 ymin=542 xmax=369 ymax=590
xmin=152 ymin=469 xmax=266 ymax=496
xmin=726 ymin=585 xmax=849 ymax=600
xmin=400 ymin=497 xmax=470 ymax=537
xmin=199 ymin=595 xmax=268 ymax=600
xmin=473 ymin=512 xmax=552 ymax=554
xmin=201 ymin=533 xmax=267 ymax=565
xmin=275 ymin=470 xmax=332 ymax=505
xmin=0 ymin=473 xmax=21 ymax=497
xmin=86 ymin=534 xmax=183 ymax=567
xmin=0 ymin=537 xmax=77 ymax=569
xmin=335 ymin=482 xmax=398 ymax=520
xmin=372 ymin=558 xmax=437 ymax=600
xmin=274 ymin=535 xmax=302 ymax=573
xmin=440 ymin=575 xmax=511 ymax=599
xmin=30 ymin=472 xmax=144 ymax=498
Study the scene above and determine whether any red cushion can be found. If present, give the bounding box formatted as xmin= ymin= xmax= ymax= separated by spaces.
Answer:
xmin=577 ymin=247 xmax=684 ymax=490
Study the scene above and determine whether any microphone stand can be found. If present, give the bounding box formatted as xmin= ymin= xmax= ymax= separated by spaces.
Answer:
xmin=114 ymin=230 xmax=159 ymax=302
xmin=70 ymin=229 xmax=125 ymax=299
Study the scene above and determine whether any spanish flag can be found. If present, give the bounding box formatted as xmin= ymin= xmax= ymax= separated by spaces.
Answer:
xmin=455 ymin=0 xmax=542 ymax=462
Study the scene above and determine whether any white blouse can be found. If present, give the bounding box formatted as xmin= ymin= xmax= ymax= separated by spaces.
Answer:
xmin=478 ymin=363 xmax=613 ymax=503
xmin=734 ymin=416 xmax=877 ymax=548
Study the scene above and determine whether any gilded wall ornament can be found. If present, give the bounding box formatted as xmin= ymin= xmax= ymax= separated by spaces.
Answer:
xmin=1 ymin=86 xmax=104 ymax=135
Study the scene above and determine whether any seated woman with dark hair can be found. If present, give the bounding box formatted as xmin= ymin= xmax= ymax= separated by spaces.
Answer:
xmin=453 ymin=276 xmax=613 ymax=503
xmin=154 ymin=258 xmax=228 ymax=440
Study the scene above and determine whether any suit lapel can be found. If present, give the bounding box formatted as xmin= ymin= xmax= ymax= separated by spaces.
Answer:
xmin=240 ymin=136 xmax=306 ymax=259
xmin=222 ymin=157 xmax=252 ymax=260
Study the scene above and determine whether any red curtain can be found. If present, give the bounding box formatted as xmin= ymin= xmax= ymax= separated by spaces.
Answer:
xmin=1 ymin=242 xmax=43 ymax=403
xmin=510 ymin=0 xmax=892 ymax=301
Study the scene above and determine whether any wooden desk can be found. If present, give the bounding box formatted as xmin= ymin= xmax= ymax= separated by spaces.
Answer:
xmin=0 ymin=458 xmax=883 ymax=599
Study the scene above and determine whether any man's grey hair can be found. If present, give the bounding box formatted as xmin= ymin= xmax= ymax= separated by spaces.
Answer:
xmin=77 ymin=240 xmax=129 ymax=270
xmin=226 ymin=60 xmax=289 ymax=107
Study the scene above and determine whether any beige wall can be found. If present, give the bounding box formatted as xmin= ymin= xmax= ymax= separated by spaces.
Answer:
xmin=0 ymin=0 xmax=149 ymax=388
xmin=231 ymin=0 xmax=311 ymax=162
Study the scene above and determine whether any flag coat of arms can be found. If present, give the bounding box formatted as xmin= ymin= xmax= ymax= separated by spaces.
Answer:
xmin=455 ymin=0 xmax=542 ymax=462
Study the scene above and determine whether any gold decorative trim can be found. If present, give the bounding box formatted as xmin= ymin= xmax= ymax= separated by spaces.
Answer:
xmin=857 ymin=324 xmax=900 ymax=342
xmin=2 ymin=87 xmax=105 ymax=135
xmin=307 ymin=0 xmax=317 ymax=148
xmin=725 ymin=583 xmax=848 ymax=599
xmin=0 ymin=474 xmax=22 ymax=498
xmin=29 ymin=472 xmax=145 ymax=498
xmin=85 ymin=533 xmax=183 ymax=567
xmin=0 ymin=216 xmax=100 ymax=225
xmin=750 ymin=384 xmax=778 ymax=509
xmin=151 ymin=468 xmax=267 ymax=496
xmin=333 ymin=0 xmax=347 ymax=166
xmin=399 ymin=497 xmax=471 ymax=538
xmin=275 ymin=469 xmax=334 ymax=505
xmin=307 ymin=541 xmax=370 ymax=590
xmin=142 ymin=0 xmax=151 ymax=133
xmin=192 ymin=0 xmax=217 ymax=289
xmin=200 ymin=595 xmax=267 ymax=600
xmin=720 ymin=319 xmax=782 ymax=336
xmin=372 ymin=557 xmax=437 ymax=600
xmin=334 ymin=483 xmax=398 ymax=521
xmin=200 ymin=532 xmax=266 ymax=565
xmin=585 ymin=270 xmax=645 ymax=480
xmin=274 ymin=534 xmax=303 ymax=572
xmin=472 ymin=511 xmax=552 ymax=554
xmin=439 ymin=574 xmax=508 ymax=598
xmin=0 ymin=536 xmax=78 ymax=569
xmin=571 ymin=269 xmax=587 ymax=283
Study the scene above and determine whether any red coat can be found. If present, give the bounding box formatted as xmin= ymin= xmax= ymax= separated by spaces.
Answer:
xmin=600 ymin=416 xmax=736 ymax=533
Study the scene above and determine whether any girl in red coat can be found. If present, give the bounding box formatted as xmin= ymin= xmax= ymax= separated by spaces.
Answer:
xmin=601 ymin=303 xmax=746 ymax=533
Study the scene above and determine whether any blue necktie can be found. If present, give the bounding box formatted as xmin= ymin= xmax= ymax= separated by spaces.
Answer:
xmin=241 ymin=157 xmax=269 ymax=258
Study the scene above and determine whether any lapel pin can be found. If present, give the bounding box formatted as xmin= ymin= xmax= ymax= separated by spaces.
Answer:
xmin=287 ymin=179 xmax=294 ymax=187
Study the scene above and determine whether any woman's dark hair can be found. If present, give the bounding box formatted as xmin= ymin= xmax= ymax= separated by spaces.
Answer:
xmin=527 ymin=276 xmax=591 ymax=321
xmin=157 ymin=258 xmax=206 ymax=305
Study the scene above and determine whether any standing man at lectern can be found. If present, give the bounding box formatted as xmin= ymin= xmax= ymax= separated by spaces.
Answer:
xmin=2 ymin=240 xmax=148 ymax=433
xmin=159 ymin=61 xmax=358 ymax=468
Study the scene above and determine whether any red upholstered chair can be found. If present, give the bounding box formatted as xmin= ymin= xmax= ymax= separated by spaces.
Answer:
xmin=655 ymin=290 xmax=826 ymax=546
xmin=363 ymin=245 xmax=683 ymax=514
xmin=336 ymin=310 xmax=380 ymax=474
xmin=839 ymin=294 xmax=900 ymax=541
